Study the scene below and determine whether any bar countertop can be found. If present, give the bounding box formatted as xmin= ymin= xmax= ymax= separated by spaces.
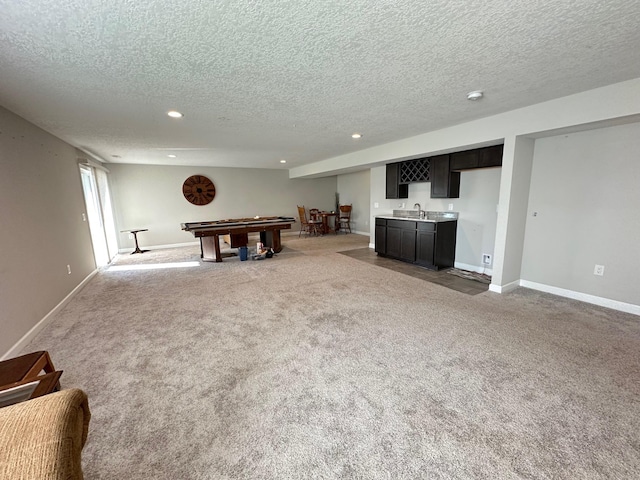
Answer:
xmin=376 ymin=210 xmax=458 ymax=223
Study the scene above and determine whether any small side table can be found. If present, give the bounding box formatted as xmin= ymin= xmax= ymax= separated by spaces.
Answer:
xmin=0 ymin=351 xmax=62 ymax=400
xmin=0 ymin=371 xmax=63 ymax=404
xmin=121 ymin=229 xmax=149 ymax=254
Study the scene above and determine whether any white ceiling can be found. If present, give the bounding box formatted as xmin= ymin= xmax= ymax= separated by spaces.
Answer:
xmin=1 ymin=0 xmax=640 ymax=171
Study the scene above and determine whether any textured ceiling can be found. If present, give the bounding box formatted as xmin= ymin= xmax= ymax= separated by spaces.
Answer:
xmin=1 ymin=0 xmax=640 ymax=171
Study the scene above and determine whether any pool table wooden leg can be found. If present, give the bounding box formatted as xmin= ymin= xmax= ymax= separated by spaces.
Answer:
xmin=200 ymin=235 xmax=223 ymax=262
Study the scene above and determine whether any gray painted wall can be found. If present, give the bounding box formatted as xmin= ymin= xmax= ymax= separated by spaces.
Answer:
xmin=521 ymin=122 xmax=640 ymax=305
xmin=108 ymin=164 xmax=338 ymax=249
xmin=0 ymin=106 xmax=96 ymax=356
xmin=337 ymin=170 xmax=370 ymax=234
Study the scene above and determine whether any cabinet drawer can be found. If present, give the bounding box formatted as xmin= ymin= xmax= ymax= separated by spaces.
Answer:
xmin=387 ymin=219 xmax=416 ymax=230
xmin=375 ymin=218 xmax=387 ymax=227
xmin=417 ymin=222 xmax=435 ymax=232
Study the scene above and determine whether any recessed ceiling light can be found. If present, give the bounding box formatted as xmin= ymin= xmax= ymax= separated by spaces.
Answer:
xmin=167 ymin=110 xmax=184 ymax=118
xmin=351 ymin=133 xmax=362 ymax=139
xmin=280 ymin=160 xmax=287 ymax=164
xmin=467 ymin=91 xmax=483 ymax=101
xmin=167 ymin=154 xmax=177 ymax=158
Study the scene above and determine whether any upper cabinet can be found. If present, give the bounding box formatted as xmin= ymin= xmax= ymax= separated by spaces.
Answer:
xmin=385 ymin=144 xmax=502 ymax=199
xmin=386 ymin=162 xmax=408 ymax=199
xmin=450 ymin=145 xmax=503 ymax=170
xmin=478 ymin=145 xmax=503 ymax=168
xmin=430 ymin=155 xmax=460 ymax=199
xmin=450 ymin=150 xmax=478 ymax=170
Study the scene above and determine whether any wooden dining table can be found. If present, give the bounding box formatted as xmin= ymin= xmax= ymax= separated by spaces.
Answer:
xmin=319 ymin=211 xmax=338 ymax=234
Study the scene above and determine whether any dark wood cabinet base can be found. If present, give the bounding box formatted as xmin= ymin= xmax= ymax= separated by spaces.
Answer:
xmin=375 ymin=218 xmax=457 ymax=270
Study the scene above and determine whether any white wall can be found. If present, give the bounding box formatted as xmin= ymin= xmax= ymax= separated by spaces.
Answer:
xmin=108 ymin=164 xmax=338 ymax=249
xmin=521 ymin=122 xmax=640 ymax=306
xmin=337 ymin=170 xmax=370 ymax=234
xmin=0 ymin=106 xmax=96 ymax=357
xmin=493 ymin=136 xmax=535 ymax=288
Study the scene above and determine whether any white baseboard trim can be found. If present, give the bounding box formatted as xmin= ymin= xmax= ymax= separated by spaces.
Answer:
xmin=489 ymin=279 xmax=520 ymax=293
xmin=118 ymin=241 xmax=199 ymax=254
xmin=520 ymin=280 xmax=640 ymax=316
xmin=119 ymin=231 xmax=372 ymax=254
xmin=1 ymin=269 xmax=99 ymax=360
xmin=454 ymin=261 xmax=493 ymax=276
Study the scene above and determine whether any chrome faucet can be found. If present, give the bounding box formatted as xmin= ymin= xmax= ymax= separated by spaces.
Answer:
xmin=414 ymin=203 xmax=425 ymax=218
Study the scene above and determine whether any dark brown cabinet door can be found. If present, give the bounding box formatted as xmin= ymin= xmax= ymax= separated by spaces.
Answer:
xmin=433 ymin=221 xmax=457 ymax=268
xmin=478 ymin=145 xmax=503 ymax=167
xmin=450 ymin=150 xmax=478 ymax=170
xmin=374 ymin=220 xmax=386 ymax=254
xmin=416 ymin=230 xmax=435 ymax=266
xmin=386 ymin=226 xmax=402 ymax=258
xmin=386 ymin=220 xmax=416 ymax=261
xmin=431 ymin=155 xmax=460 ymax=199
xmin=386 ymin=163 xmax=408 ymax=199
xmin=450 ymin=145 xmax=503 ymax=170
xmin=400 ymin=229 xmax=416 ymax=262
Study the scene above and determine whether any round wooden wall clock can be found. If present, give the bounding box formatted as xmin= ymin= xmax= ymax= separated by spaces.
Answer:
xmin=182 ymin=175 xmax=216 ymax=205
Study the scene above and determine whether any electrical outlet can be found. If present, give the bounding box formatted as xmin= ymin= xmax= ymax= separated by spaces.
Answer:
xmin=129 ymin=233 xmax=134 ymax=239
xmin=594 ymin=264 xmax=605 ymax=276
xmin=374 ymin=202 xmax=379 ymax=208
xmin=365 ymin=220 xmax=369 ymax=226
xmin=448 ymin=203 xmax=454 ymax=211
xmin=482 ymin=254 xmax=492 ymax=265
xmin=67 ymin=265 xmax=71 ymax=275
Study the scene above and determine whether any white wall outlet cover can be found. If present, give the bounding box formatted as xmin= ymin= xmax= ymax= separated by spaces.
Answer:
xmin=374 ymin=202 xmax=379 ymax=208
xmin=594 ymin=264 xmax=605 ymax=276
xmin=448 ymin=203 xmax=454 ymax=210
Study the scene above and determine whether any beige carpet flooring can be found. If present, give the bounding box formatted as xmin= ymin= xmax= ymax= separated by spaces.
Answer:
xmin=22 ymin=233 xmax=640 ymax=479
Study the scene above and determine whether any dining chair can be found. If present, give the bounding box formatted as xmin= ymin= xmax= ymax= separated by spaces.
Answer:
xmin=297 ymin=205 xmax=322 ymax=237
xmin=309 ymin=208 xmax=324 ymax=234
xmin=309 ymin=208 xmax=321 ymax=223
xmin=338 ymin=204 xmax=352 ymax=233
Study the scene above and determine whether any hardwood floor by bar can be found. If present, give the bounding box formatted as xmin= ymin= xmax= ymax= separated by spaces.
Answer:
xmin=339 ymin=248 xmax=489 ymax=295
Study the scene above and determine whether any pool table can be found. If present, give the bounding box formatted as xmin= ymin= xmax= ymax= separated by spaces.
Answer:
xmin=181 ymin=216 xmax=296 ymax=262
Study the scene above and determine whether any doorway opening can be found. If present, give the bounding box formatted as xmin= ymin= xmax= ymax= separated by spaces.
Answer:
xmin=79 ymin=164 xmax=118 ymax=267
